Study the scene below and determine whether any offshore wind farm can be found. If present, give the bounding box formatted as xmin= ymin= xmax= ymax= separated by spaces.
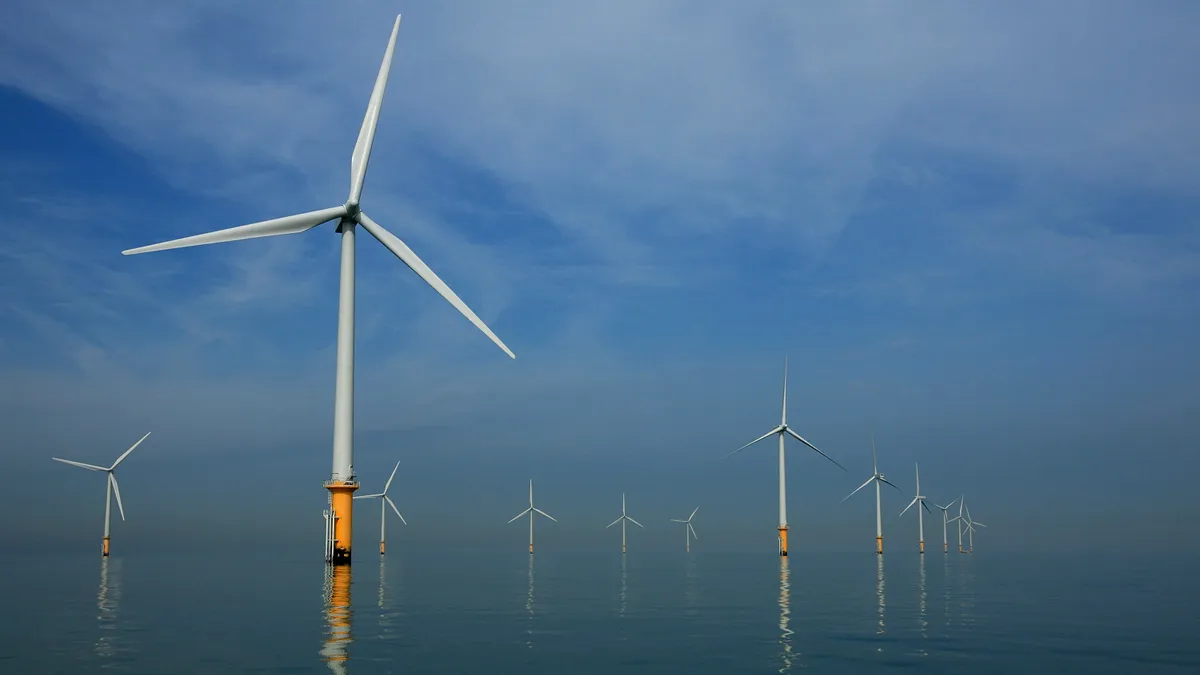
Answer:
xmin=5 ymin=3 xmax=1198 ymax=674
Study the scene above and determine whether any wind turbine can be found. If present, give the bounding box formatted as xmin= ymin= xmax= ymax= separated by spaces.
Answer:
xmin=670 ymin=506 xmax=700 ymax=553
xmin=353 ymin=460 xmax=406 ymax=555
xmin=508 ymin=480 xmax=556 ymax=554
xmin=120 ymin=15 xmax=515 ymax=565
xmin=933 ymin=497 xmax=960 ymax=553
xmin=899 ymin=462 xmax=933 ymax=553
xmin=963 ymin=503 xmax=986 ymax=553
xmin=954 ymin=495 xmax=966 ymax=553
xmin=842 ymin=434 xmax=901 ymax=555
xmin=52 ymin=432 xmax=151 ymax=556
xmin=606 ymin=493 xmax=644 ymax=554
xmin=727 ymin=358 xmax=844 ymax=556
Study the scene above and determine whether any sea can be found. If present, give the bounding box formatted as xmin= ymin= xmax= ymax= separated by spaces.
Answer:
xmin=1 ymin=549 xmax=1195 ymax=674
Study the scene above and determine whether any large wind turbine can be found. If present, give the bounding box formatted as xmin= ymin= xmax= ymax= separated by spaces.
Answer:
xmin=606 ymin=493 xmax=644 ymax=554
xmin=963 ymin=502 xmax=986 ymax=553
xmin=353 ymin=460 xmax=406 ymax=555
xmin=508 ymin=480 xmax=556 ymax=554
xmin=728 ymin=358 xmax=844 ymax=556
xmin=899 ymin=462 xmax=933 ymax=553
xmin=670 ymin=506 xmax=700 ymax=553
xmin=52 ymin=432 xmax=151 ymax=556
xmin=120 ymin=16 xmax=515 ymax=565
xmin=933 ymin=497 xmax=959 ymax=553
xmin=842 ymin=434 xmax=901 ymax=555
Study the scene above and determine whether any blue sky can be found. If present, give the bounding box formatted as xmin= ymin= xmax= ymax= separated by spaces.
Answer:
xmin=1 ymin=1 xmax=1198 ymax=554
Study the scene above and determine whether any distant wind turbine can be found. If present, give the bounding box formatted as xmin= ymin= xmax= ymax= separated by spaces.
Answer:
xmin=120 ymin=14 xmax=515 ymax=565
xmin=728 ymin=358 xmax=845 ymax=556
xmin=509 ymin=480 xmax=556 ymax=554
xmin=353 ymin=460 xmax=406 ymax=555
xmin=963 ymin=502 xmax=986 ymax=553
xmin=842 ymin=434 xmax=901 ymax=555
xmin=52 ymin=432 xmax=151 ymax=556
xmin=670 ymin=506 xmax=700 ymax=553
xmin=899 ymin=462 xmax=933 ymax=553
xmin=933 ymin=497 xmax=960 ymax=553
xmin=606 ymin=493 xmax=644 ymax=554
xmin=954 ymin=495 xmax=967 ymax=553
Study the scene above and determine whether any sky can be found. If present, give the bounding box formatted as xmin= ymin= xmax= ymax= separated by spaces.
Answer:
xmin=1 ymin=1 xmax=1198 ymax=555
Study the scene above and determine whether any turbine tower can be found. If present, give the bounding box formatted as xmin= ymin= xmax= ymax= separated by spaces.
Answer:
xmin=899 ymin=462 xmax=932 ymax=553
xmin=954 ymin=495 xmax=966 ymax=553
xmin=508 ymin=480 xmax=556 ymax=554
xmin=842 ymin=434 xmax=901 ymax=555
xmin=670 ymin=506 xmax=700 ymax=553
xmin=963 ymin=503 xmax=986 ymax=553
xmin=728 ymin=358 xmax=844 ymax=556
xmin=120 ymin=16 xmax=515 ymax=565
xmin=933 ymin=497 xmax=959 ymax=553
xmin=52 ymin=432 xmax=151 ymax=556
xmin=353 ymin=460 xmax=406 ymax=555
xmin=606 ymin=493 xmax=644 ymax=554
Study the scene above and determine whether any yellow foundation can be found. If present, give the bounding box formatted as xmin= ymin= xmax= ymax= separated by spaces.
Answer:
xmin=876 ymin=536 xmax=883 ymax=555
xmin=919 ymin=540 xmax=925 ymax=554
xmin=102 ymin=537 xmax=110 ymax=557
xmin=380 ymin=540 xmax=385 ymax=555
xmin=778 ymin=526 xmax=789 ymax=556
xmin=529 ymin=543 xmax=534 ymax=555
xmin=944 ymin=543 xmax=948 ymax=553
xmin=326 ymin=481 xmax=359 ymax=564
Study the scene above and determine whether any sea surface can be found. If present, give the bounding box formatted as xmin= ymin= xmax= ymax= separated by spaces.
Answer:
xmin=0 ymin=549 xmax=1195 ymax=674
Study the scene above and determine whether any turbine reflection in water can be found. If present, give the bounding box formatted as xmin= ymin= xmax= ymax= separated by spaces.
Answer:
xmin=95 ymin=557 xmax=121 ymax=660
xmin=377 ymin=556 xmax=403 ymax=642
xmin=916 ymin=554 xmax=929 ymax=655
xmin=875 ymin=555 xmax=886 ymax=640
xmin=320 ymin=564 xmax=353 ymax=674
xmin=683 ymin=555 xmax=699 ymax=616
xmin=525 ymin=555 xmax=535 ymax=649
xmin=778 ymin=557 xmax=795 ymax=673
xmin=619 ymin=555 xmax=628 ymax=619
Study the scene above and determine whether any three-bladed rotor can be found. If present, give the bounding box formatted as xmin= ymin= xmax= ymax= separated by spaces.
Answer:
xmin=52 ymin=431 xmax=151 ymax=522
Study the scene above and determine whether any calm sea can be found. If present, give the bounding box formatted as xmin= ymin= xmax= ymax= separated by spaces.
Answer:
xmin=1 ymin=549 xmax=1194 ymax=674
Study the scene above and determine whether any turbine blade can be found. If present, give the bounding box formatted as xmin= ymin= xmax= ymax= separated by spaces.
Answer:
xmin=725 ymin=427 xmax=782 ymax=458
xmin=899 ymin=497 xmax=918 ymax=517
xmin=606 ymin=516 xmax=623 ymax=529
xmin=689 ymin=505 xmax=700 ymax=521
xmin=349 ymin=15 xmax=402 ymax=205
xmin=880 ymin=477 xmax=902 ymax=492
xmin=533 ymin=507 xmax=557 ymax=523
xmin=109 ymin=473 xmax=125 ymax=521
xmin=383 ymin=460 xmax=401 ymax=494
xmin=357 ymin=211 xmax=515 ymax=358
xmin=922 ymin=501 xmax=932 ymax=514
xmin=670 ymin=519 xmax=686 ymax=523
xmin=785 ymin=428 xmax=845 ymax=470
xmin=841 ymin=476 xmax=875 ymax=503
xmin=627 ymin=517 xmax=644 ymax=528
xmin=385 ymin=496 xmax=406 ymax=525
xmin=122 ymin=206 xmax=347 ymax=255
xmin=110 ymin=431 xmax=151 ymax=470
xmin=51 ymin=458 xmax=107 ymax=471
xmin=508 ymin=507 xmax=532 ymax=524
xmin=688 ymin=523 xmax=698 ymax=540
xmin=974 ymin=522 xmax=987 ymax=528
xmin=353 ymin=493 xmax=385 ymax=500
xmin=781 ymin=355 xmax=788 ymax=426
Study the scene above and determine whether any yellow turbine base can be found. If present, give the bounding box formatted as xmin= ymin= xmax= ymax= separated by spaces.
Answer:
xmin=380 ymin=540 xmax=385 ymax=555
xmin=529 ymin=543 xmax=534 ymax=555
xmin=102 ymin=536 xmax=110 ymax=557
xmin=876 ymin=536 xmax=883 ymax=555
xmin=919 ymin=540 xmax=925 ymax=554
xmin=326 ymin=481 xmax=359 ymax=565
xmin=778 ymin=526 xmax=789 ymax=557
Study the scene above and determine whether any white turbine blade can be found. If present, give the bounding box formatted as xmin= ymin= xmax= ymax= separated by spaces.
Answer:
xmin=947 ymin=515 xmax=961 ymax=523
xmin=508 ymin=507 xmax=532 ymax=524
xmin=688 ymin=523 xmax=698 ymax=540
xmin=383 ymin=460 xmax=401 ymax=494
xmin=109 ymin=473 xmax=125 ymax=521
xmin=880 ymin=477 xmax=903 ymax=492
xmin=922 ymin=501 xmax=932 ymax=514
xmin=627 ymin=517 xmax=644 ymax=528
xmin=784 ymin=428 xmax=845 ymax=471
xmin=357 ymin=211 xmax=515 ymax=359
xmin=385 ymin=496 xmax=406 ymax=525
xmin=606 ymin=516 xmax=623 ymax=529
xmin=533 ymin=507 xmax=557 ymax=523
xmin=780 ymin=355 xmax=788 ymax=426
xmin=122 ymin=206 xmax=347 ymax=255
xmin=52 ymin=458 xmax=107 ymax=471
xmin=670 ymin=519 xmax=687 ymax=523
xmin=109 ymin=431 xmax=151 ymax=469
xmin=725 ymin=427 xmax=781 ymax=458
xmin=973 ymin=521 xmax=987 ymax=528
xmin=841 ymin=476 xmax=875 ymax=503
xmin=688 ymin=505 xmax=700 ymax=521
xmin=353 ymin=493 xmax=384 ymax=500
xmin=349 ymin=15 xmax=402 ymax=205
xmin=899 ymin=497 xmax=918 ymax=517
xmin=871 ymin=433 xmax=878 ymax=474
